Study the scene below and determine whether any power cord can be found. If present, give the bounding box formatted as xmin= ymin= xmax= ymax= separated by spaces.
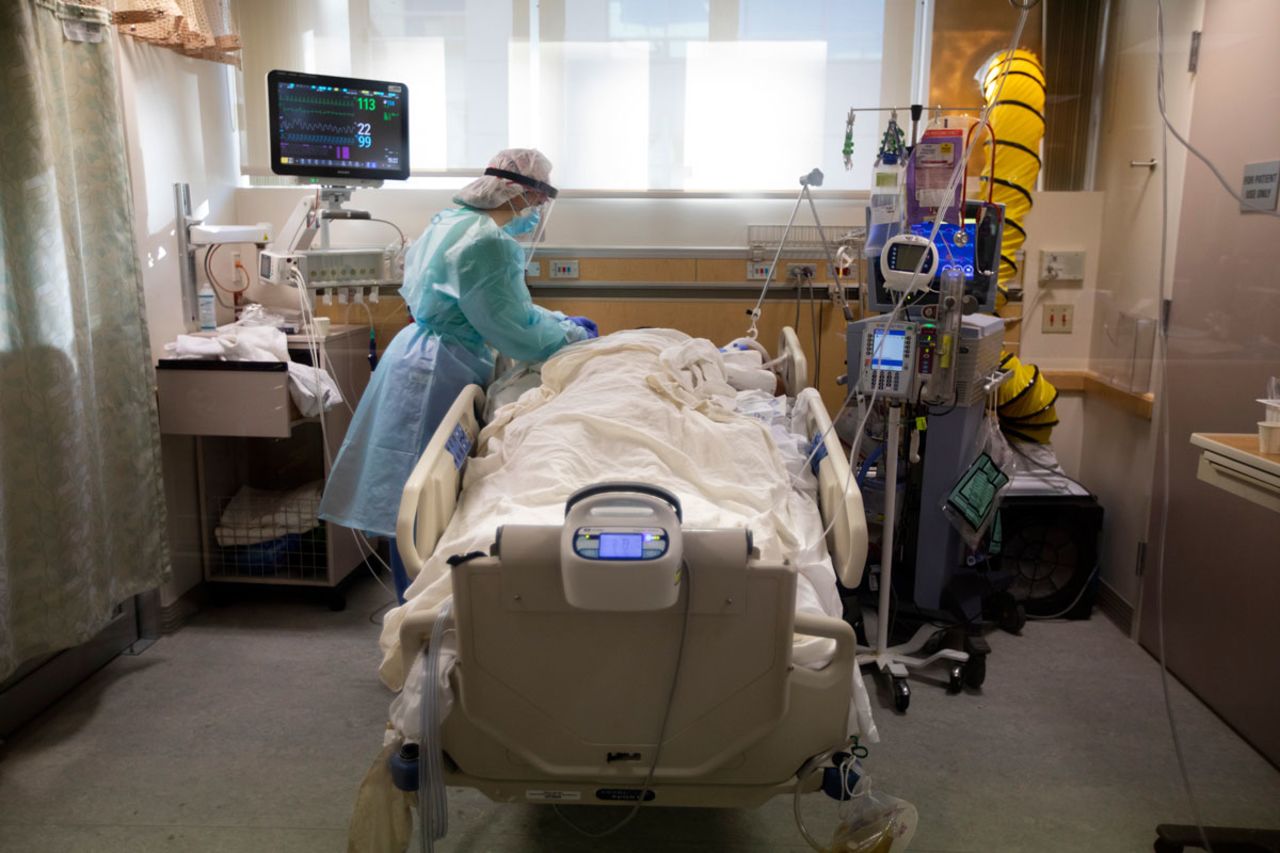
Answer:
xmin=553 ymin=562 xmax=694 ymax=839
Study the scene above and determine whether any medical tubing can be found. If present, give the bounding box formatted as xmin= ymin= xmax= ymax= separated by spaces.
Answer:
xmin=855 ymin=442 xmax=885 ymax=487
xmin=793 ymin=767 xmax=826 ymax=852
xmin=806 ymin=1 xmax=1031 ymax=545
xmin=1154 ymin=3 xmax=1219 ymax=849
xmin=292 ymin=268 xmax=398 ymax=590
xmin=418 ymin=599 xmax=454 ymax=853
xmin=554 ymin=563 xmax=694 ymax=839
xmin=1154 ymin=5 xmax=1278 ymax=219
xmin=791 ymin=741 xmax=860 ymax=852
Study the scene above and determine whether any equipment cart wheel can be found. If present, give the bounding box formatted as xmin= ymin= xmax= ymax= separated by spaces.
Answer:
xmin=1002 ymin=602 xmax=1026 ymax=634
xmin=963 ymin=653 xmax=987 ymax=689
xmin=947 ymin=663 xmax=964 ymax=694
xmin=892 ymin=677 xmax=911 ymax=712
xmin=987 ymin=591 xmax=1026 ymax=634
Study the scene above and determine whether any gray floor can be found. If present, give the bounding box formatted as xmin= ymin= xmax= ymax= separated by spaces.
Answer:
xmin=1 ymin=575 xmax=1277 ymax=853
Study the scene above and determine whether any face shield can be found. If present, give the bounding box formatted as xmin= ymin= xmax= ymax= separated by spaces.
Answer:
xmin=484 ymin=166 xmax=558 ymax=265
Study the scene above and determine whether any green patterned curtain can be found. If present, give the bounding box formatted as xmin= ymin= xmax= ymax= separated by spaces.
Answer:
xmin=0 ymin=0 xmax=170 ymax=679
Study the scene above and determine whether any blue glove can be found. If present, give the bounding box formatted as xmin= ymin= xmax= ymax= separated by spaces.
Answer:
xmin=568 ymin=316 xmax=599 ymax=339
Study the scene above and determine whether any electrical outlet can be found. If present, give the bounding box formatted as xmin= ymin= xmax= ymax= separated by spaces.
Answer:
xmin=525 ymin=261 xmax=541 ymax=278
xmin=549 ymin=260 xmax=579 ymax=279
xmin=787 ymin=263 xmax=817 ymax=281
xmin=1042 ymin=303 xmax=1074 ymax=334
xmin=746 ymin=261 xmax=773 ymax=280
xmin=1039 ymin=250 xmax=1086 ymax=283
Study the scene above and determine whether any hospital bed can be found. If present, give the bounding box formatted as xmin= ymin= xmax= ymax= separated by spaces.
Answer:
xmin=381 ymin=327 xmax=870 ymax=821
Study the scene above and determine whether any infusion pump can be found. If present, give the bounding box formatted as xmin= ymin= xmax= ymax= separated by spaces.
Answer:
xmin=852 ymin=321 xmax=920 ymax=401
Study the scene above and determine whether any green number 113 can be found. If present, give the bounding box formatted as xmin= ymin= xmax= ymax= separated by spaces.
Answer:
xmin=358 ymin=97 xmax=376 ymax=110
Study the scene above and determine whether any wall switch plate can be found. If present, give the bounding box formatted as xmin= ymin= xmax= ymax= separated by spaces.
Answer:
xmin=1042 ymin=303 xmax=1074 ymax=334
xmin=1039 ymin=250 xmax=1086 ymax=283
xmin=747 ymin=261 xmax=773 ymax=280
xmin=549 ymin=260 xmax=579 ymax=279
xmin=1241 ymin=161 xmax=1280 ymax=212
xmin=525 ymin=261 xmax=541 ymax=278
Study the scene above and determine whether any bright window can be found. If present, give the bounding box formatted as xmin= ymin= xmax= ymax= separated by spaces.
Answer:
xmin=235 ymin=0 xmax=910 ymax=190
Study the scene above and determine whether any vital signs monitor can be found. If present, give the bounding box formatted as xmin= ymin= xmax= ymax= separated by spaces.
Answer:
xmin=267 ymin=70 xmax=410 ymax=182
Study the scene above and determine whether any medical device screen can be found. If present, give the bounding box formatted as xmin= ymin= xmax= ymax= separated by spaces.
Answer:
xmin=268 ymin=70 xmax=409 ymax=181
xmin=598 ymin=533 xmax=645 ymax=560
xmin=871 ymin=329 xmax=908 ymax=371
xmin=892 ymin=242 xmax=930 ymax=272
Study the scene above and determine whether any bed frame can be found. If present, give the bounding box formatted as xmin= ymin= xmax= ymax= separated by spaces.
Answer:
xmin=389 ymin=327 xmax=868 ymax=810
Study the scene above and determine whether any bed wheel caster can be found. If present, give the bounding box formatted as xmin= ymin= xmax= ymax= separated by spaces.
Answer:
xmin=947 ymin=663 xmax=964 ymax=694
xmin=892 ymin=677 xmax=910 ymax=712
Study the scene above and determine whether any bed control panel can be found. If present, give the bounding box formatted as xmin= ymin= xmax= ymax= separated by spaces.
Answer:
xmin=850 ymin=320 xmax=919 ymax=401
xmin=572 ymin=528 xmax=670 ymax=561
xmin=561 ymin=484 xmax=684 ymax=611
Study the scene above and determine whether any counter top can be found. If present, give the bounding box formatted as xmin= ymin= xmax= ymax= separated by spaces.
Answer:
xmin=1190 ymin=432 xmax=1280 ymax=513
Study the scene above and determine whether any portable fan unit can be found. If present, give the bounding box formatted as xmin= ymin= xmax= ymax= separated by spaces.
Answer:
xmin=997 ymin=496 xmax=1103 ymax=620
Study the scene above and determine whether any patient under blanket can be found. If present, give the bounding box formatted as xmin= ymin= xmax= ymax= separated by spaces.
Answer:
xmin=379 ymin=328 xmax=873 ymax=739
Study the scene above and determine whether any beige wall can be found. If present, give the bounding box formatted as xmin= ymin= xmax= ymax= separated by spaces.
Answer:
xmin=1138 ymin=0 xmax=1280 ymax=765
xmin=119 ymin=39 xmax=240 ymax=607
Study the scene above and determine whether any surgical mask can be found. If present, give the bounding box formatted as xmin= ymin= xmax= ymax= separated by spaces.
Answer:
xmin=502 ymin=205 xmax=541 ymax=237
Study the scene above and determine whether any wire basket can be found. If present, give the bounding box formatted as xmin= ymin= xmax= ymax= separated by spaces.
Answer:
xmin=211 ymin=484 xmax=328 ymax=582
xmin=747 ymin=224 xmax=865 ymax=259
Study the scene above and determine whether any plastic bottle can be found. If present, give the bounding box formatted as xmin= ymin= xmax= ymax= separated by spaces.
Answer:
xmin=198 ymin=281 xmax=217 ymax=331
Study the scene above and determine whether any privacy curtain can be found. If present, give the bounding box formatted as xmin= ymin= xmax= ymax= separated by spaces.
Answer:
xmin=0 ymin=0 xmax=169 ymax=679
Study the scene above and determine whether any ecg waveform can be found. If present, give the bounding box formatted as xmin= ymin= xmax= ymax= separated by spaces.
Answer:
xmin=278 ymin=94 xmax=358 ymax=109
xmin=278 ymin=120 xmax=354 ymax=135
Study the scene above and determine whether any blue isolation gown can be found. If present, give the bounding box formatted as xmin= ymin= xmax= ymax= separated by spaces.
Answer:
xmin=318 ymin=207 xmax=586 ymax=542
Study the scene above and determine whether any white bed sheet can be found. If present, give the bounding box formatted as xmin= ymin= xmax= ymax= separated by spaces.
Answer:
xmin=380 ymin=329 xmax=875 ymax=740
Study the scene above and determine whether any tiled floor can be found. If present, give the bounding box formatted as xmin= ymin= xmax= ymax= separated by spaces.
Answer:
xmin=1 ymin=574 xmax=1277 ymax=852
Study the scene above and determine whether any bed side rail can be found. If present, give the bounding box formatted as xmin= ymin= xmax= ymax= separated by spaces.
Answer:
xmin=796 ymin=388 xmax=868 ymax=588
xmin=777 ymin=326 xmax=809 ymax=396
xmin=395 ymin=384 xmax=485 ymax=579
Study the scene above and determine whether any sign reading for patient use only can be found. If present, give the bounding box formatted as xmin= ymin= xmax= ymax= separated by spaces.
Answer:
xmin=1241 ymin=161 xmax=1280 ymax=212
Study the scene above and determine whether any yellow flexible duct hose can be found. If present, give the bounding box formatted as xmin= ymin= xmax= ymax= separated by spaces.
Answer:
xmin=980 ymin=49 xmax=1044 ymax=299
xmin=980 ymin=50 xmax=1057 ymax=443
xmin=996 ymin=353 xmax=1058 ymax=444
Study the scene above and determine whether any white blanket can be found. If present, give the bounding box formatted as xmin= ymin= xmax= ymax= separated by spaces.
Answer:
xmin=164 ymin=325 xmax=343 ymax=418
xmin=214 ymin=482 xmax=323 ymax=547
xmin=380 ymin=329 xmax=875 ymax=739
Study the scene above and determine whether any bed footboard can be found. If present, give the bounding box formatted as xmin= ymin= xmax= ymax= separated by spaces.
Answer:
xmin=796 ymin=388 xmax=868 ymax=588
xmin=395 ymin=384 xmax=485 ymax=579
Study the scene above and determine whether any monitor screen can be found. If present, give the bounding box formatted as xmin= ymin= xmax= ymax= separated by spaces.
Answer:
xmin=871 ymin=329 xmax=907 ymax=371
xmin=268 ymin=70 xmax=409 ymax=182
xmin=598 ymin=533 xmax=645 ymax=560
xmin=892 ymin=242 xmax=929 ymax=271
